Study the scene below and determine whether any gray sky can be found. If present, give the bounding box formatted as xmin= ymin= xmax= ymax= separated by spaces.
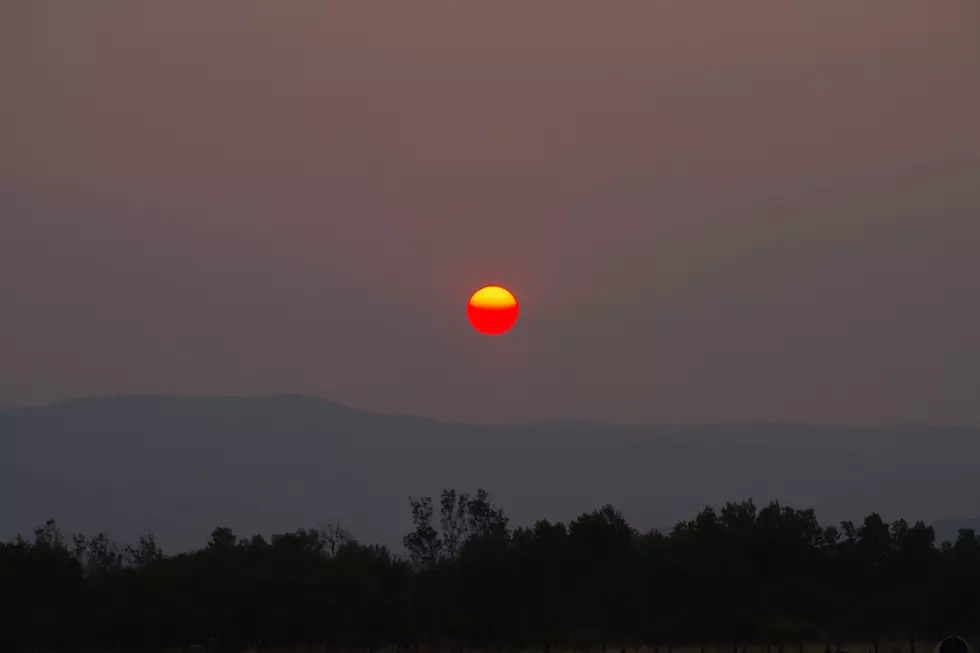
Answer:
xmin=3 ymin=1 xmax=979 ymax=425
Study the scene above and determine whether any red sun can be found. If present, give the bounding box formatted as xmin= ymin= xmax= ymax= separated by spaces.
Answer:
xmin=467 ymin=285 xmax=519 ymax=336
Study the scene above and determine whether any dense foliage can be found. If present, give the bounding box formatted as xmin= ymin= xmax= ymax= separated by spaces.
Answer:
xmin=2 ymin=490 xmax=978 ymax=652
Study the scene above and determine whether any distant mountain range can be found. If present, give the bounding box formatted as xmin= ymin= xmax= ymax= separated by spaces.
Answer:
xmin=2 ymin=395 xmax=978 ymax=553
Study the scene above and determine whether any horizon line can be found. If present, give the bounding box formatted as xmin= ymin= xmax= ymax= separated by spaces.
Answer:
xmin=1 ymin=392 xmax=976 ymax=431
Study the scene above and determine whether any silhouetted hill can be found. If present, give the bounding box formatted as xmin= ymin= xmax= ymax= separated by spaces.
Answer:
xmin=2 ymin=395 xmax=978 ymax=552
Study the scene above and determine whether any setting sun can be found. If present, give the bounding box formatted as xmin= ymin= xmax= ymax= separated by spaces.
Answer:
xmin=467 ymin=285 xmax=519 ymax=336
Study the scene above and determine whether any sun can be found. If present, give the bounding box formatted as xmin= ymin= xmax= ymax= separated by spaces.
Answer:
xmin=467 ymin=285 xmax=519 ymax=336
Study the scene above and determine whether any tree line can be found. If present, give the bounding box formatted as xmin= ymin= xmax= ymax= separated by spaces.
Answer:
xmin=2 ymin=490 xmax=979 ymax=652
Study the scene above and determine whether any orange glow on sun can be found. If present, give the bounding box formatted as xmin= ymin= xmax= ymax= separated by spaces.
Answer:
xmin=467 ymin=285 xmax=519 ymax=336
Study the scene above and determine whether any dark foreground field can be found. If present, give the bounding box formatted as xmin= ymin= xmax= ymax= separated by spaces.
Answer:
xmin=159 ymin=644 xmax=976 ymax=653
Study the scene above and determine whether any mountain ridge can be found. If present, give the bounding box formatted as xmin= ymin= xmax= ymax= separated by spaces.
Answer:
xmin=3 ymin=394 xmax=978 ymax=553
xmin=5 ymin=393 xmax=978 ymax=430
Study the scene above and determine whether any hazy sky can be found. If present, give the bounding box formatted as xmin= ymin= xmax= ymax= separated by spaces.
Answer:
xmin=3 ymin=2 xmax=979 ymax=424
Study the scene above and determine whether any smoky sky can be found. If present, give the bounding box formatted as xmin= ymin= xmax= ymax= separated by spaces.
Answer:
xmin=2 ymin=2 xmax=979 ymax=424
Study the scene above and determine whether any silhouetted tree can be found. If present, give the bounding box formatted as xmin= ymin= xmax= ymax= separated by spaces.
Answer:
xmin=319 ymin=520 xmax=355 ymax=556
xmin=2 ymin=493 xmax=980 ymax=651
xmin=404 ymin=495 xmax=443 ymax=569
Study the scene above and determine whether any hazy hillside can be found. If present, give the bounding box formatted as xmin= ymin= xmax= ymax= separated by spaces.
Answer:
xmin=2 ymin=395 xmax=978 ymax=552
